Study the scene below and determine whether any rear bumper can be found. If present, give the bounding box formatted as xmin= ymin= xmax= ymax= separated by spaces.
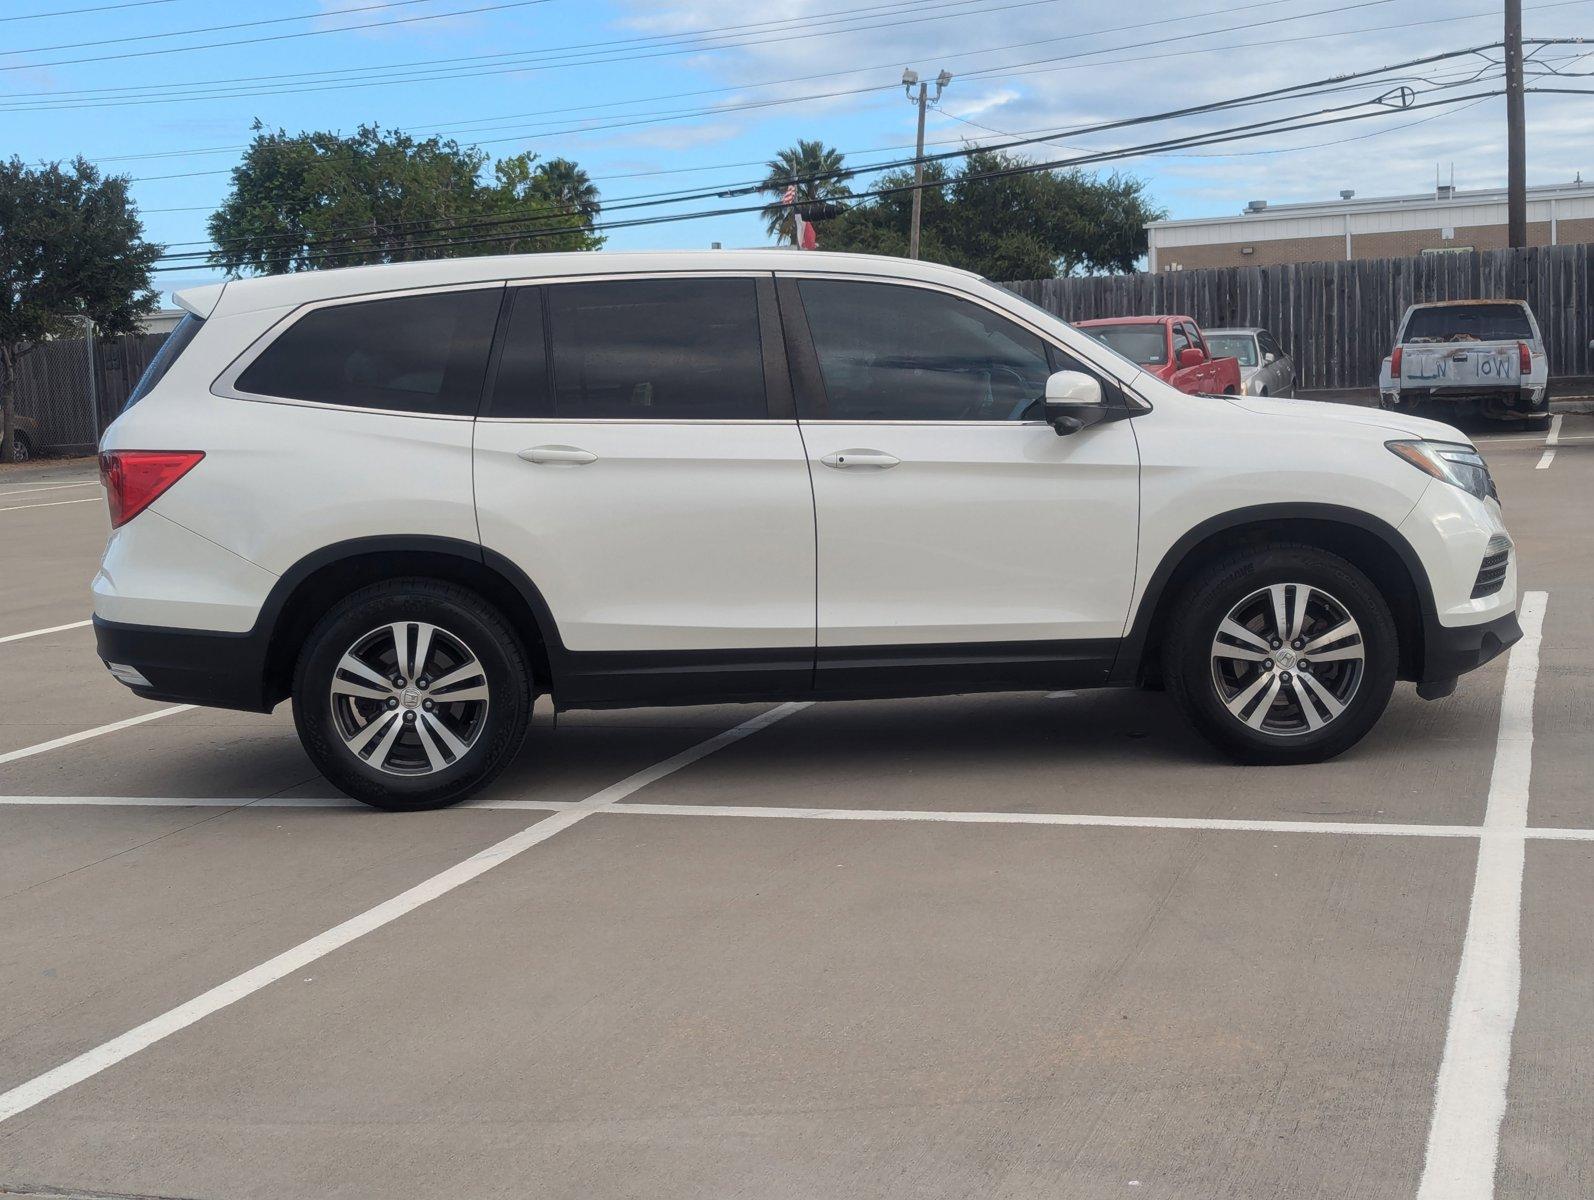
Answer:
xmin=1422 ymin=607 xmax=1522 ymax=686
xmin=1381 ymin=386 xmax=1548 ymax=418
xmin=93 ymin=616 xmax=274 ymax=713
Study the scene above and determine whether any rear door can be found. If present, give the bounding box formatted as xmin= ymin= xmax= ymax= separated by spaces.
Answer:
xmin=781 ymin=274 xmax=1140 ymax=691
xmin=472 ymin=274 xmax=816 ymax=703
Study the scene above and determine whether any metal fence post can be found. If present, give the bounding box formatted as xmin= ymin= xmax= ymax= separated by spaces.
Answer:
xmin=84 ymin=317 xmax=99 ymax=444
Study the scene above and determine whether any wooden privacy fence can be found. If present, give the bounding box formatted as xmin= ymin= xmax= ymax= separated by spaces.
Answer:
xmin=6 ymin=329 xmax=171 ymax=453
xmin=1003 ymin=244 xmax=1594 ymax=392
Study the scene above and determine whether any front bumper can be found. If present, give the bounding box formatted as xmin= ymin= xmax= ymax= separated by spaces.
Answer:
xmin=94 ymin=616 xmax=274 ymax=713
xmin=1422 ymin=607 xmax=1522 ymax=686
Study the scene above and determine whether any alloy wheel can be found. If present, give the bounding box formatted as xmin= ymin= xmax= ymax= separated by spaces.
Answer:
xmin=1209 ymin=583 xmax=1365 ymax=736
xmin=328 ymin=621 xmax=490 ymax=775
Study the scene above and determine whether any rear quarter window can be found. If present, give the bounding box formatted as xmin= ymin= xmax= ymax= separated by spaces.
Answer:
xmin=123 ymin=313 xmax=205 ymax=411
xmin=1403 ymin=304 xmax=1533 ymax=343
xmin=234 ymin=288 xmax=501 ymax=416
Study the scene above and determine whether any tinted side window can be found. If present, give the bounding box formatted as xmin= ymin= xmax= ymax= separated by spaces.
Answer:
xmin=1184 ymin=324 xmax=1207 ymax=354
xmin=546 ymin=277 xmax=767 ymax=420
xmin=1171 ymin=324 xmax=1191 ymax=355
xmin=796 ymin=279 xmax=1051 ymax=421
xmin=485 ymin=287 xmax=552 ymax=419
xmin=235 ymin=288 xmax=500 ymax=416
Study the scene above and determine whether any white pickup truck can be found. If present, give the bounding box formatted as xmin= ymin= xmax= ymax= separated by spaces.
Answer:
xmin=1377 ymin=299 xmax=1551 ymax=430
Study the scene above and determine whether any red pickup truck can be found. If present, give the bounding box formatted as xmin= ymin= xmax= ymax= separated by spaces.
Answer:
xmin=1076 ymin=315 xmax=1242 ymax=395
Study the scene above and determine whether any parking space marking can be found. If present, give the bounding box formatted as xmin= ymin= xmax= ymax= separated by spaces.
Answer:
xmin=1418 ymin=590 xmax=1547 ymax=1200
xmin=7 ymin=796 xmax=1594 ymax=843
xmin=0 ymin=705 xmax=195 ymax=767
xmin=1535 ymin=414 xmax=1563 ymax=469
xmin=0 ymin=700 xmax=808 ymax=1126
xmin=0 ymin=481 xmax=99 ymax=499
xmin=0 ymin=619 xmax=92 ymax=645
xmin=0 ymin=497 xmax=100 ymax=513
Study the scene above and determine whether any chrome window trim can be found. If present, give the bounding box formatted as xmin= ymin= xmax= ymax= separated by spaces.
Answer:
xmin=210 ymin=280 xmax=506 ymax=418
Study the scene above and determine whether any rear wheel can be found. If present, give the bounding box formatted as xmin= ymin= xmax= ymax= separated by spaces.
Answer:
xmin=5 ymin=432 xmax=31 ymax=462
xmin=1163 ymin=546 xmax=1398 ymax=764
xmin=292 ymin=579 xmax=532 ymax=810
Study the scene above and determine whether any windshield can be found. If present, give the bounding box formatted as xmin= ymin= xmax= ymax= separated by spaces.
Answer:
xmin=1205 ymin=334 xmax=1258 ymax=366
xmin=1081 ymin=324 xmax=1167 ymax=366
xmin=1403 ymin=304 xmax=1533 ymax=343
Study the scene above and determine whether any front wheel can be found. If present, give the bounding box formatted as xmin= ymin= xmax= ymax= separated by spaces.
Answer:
xmin=1162 ymin=546 xmax=1398 ymax=764
xmin=292 ymin=579 xmax=533 ymax=810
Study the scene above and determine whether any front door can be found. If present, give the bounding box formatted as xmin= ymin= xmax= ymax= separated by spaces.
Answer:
xmin=473 ymin=275 xmax=816 ymax=703
xmin=778 ymin=276 xmax=1140 ymax=693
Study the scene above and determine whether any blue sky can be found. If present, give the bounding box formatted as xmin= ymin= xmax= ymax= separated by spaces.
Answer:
xmin=5 ymin=0 xmax=1593 ymax=301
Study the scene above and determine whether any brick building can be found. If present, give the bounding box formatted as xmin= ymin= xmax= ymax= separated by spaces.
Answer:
xmin=1146 ymin=181 xmax=1594 ymax=271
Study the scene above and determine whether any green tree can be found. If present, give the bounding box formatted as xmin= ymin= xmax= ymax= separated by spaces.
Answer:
xmin=529 ymin=156 xmax=600 ymax=220
xmin=823 ymin=149 xmax=1163 ymax=278
xmin=758 ymin=139 xmax=852 ymax=244
xmin=0 ymin=157 xmax=160 ymax=460
xmin=207 ymin=124 xmax=601 ymax=277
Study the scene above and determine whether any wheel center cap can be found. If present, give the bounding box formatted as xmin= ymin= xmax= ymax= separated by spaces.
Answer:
xmin=400 ymin=688 xmax=422 ymax=709
xmin=1274 ymin=648 xmax=1299 ymax=670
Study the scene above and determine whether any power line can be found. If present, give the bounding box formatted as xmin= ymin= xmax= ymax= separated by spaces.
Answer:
xmin=0 ymin=0 xmax=1020 ymax=99
xmin=150 ymin=89 xmax=1502 ymax=274
xmin=0 ymin=0 xmax=457 ymax=58
xmin=0 ymin=0 xmax=1394 ymax=104
xmin=0 ymin=0 xmax=557 ymax=74
xmin=156 ymin=67 xmax=1496 ymax=264
xmin=1 ymin=0 xmax=191 ymax=21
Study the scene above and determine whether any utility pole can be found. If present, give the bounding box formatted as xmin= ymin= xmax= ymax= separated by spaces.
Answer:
xmin=904 ymin=68 xmax=952 ymax=259
xmin=1505 ymin=0 xmax=1527 ymax=247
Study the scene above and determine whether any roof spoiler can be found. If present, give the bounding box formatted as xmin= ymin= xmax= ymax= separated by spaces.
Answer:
xmin=173 ymin=281 xmax=227 ymax=320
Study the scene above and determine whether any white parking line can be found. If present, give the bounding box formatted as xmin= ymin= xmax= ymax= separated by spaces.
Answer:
xmin=1535 ymin=414 xmax=1563 ymax=469
xmin=0 ymin=700 xmax=808 ymax=1126
xmin=1417 ymin=589 xmax=1547 ymax=1200
xmin=0 ymin=481 xmax=99 ymax=499
xmin=0 ymin=705 xmax=195 ymax=767
xmin=0 ymin=619 xmax=93 ymax=645
xmin=5 ymin=794 xmax=1593 ymax=845
xmin=0 ymin=497 xmax=100 ymax=513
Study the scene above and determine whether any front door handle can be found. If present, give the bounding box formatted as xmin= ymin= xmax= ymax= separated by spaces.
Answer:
xmin=518 ymin=445 xmax=598 ymax=466
xmin=820 ymin=449 xmax=900 ymax=469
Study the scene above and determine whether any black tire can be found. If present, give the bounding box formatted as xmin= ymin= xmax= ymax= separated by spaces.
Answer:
xmin=6 ymin=432 xmax=31 ymax=463
xmin=292 ymin=578 xmax=533 ymax=810
xmin=1162 ymin=545 xmax=1398 ymax=765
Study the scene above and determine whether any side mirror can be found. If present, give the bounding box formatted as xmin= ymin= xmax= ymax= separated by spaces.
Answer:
xmin=1263 ymin=352 xmax=1277 ymax=364
xmin=1044 ymin=370 xmax=1105 ymax=436
xmin=1178 ymin=347 xmax=1206 ymax=368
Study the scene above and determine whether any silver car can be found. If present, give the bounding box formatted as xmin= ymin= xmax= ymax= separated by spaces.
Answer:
xmin=1205 ymin=328 xmax=1295 ymax=397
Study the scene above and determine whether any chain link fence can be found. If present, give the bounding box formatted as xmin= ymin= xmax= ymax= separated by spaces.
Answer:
xmin=4 ymin=322 xmax=172 ymax=459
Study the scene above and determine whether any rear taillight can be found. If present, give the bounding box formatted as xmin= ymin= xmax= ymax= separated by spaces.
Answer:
xmin=1391 ymin=346 xmax=1403 ymax=376
xmin=99 ymin=450 xmax=204 ymax=529
xmin=1518 ymin=341 xmax=1532 ymax=374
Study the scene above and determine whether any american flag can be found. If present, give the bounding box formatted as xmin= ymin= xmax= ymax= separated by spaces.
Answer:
xmin=781 ymin=184 xmax=797 ymax=206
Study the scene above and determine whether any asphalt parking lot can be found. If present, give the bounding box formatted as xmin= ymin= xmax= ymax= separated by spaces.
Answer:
xmin=1 ymin=416 xmax=1590 ymax=1200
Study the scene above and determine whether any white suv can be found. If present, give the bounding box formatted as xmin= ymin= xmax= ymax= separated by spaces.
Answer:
xmin=95 ymin=251 xmax=1520 ymax=810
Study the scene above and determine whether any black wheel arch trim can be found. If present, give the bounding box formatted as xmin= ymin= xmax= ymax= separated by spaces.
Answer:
xmin=1111 ymin=502 xmax=1443 ymax=686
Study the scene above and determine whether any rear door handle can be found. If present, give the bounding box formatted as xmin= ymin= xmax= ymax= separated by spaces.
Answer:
xmin=518 ymin=445 xmax=598 ymax=466
xmin=820 ymin=449 xmax=900 ymax=469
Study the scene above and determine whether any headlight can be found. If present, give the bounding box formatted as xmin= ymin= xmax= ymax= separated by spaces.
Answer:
xmin=1387 ymin=439 xmax=1497 ymax=502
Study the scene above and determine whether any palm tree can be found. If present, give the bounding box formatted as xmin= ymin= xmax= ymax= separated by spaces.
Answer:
xmin=533 ymin=157 xmax=600 ymax=221
xmin=759 ymin=140 xmax=850 ymax=244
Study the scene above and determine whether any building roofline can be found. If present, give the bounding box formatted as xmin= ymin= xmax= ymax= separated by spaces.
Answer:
xmin=1146 ymin=180 xmax=1593 ymax=230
